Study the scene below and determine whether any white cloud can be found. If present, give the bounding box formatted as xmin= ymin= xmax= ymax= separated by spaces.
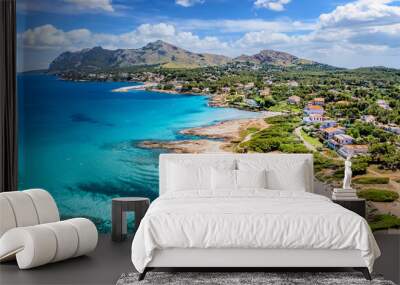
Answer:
xmin=135 ymin=23 xmax=176 ymax=38
xmin=176 ymin=18 xmax=315 ymax=33
xmin=349 ymin=23 xmax=400 ymax=47
xmin=17 ymin=0 xmax=118 ymax=15
xmin=21 ymin=24 xmax=93 ymax=50
xmin=254 ymin=0 xmax=291 ymax=11
xmin=238 ymin=0 xmax=400 ymax=65
xmin=175 ymin=0 xmax=204 ymax=7
xmin=18 ymin=0 xmax=400 ymax=70
xmin=63 ymin=0 xmax=114 ymax=12
xmin=236 ymin=31 xmax=291 ymax=48
xmin=318 ymin=0 xmax=400 ymax=29
xmin=309 ymin=0 xmax=400 ymax=51
xmin=19 ymin=23 xmax=229 ymax=56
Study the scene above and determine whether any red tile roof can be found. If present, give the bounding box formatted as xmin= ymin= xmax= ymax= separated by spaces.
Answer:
xmin=307 ymin=105 xmax=324 ymax=110
xmin=323 ymin=127 xmax=344 ymax=133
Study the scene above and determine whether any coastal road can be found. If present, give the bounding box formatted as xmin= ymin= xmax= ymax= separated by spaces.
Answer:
xmin=294 ymin=126 xmax=317 ymax=152
xmin=242 ymin=128 xmax=263 ymax=143
xmin=241 ymin=111 xmax=282 ymax=143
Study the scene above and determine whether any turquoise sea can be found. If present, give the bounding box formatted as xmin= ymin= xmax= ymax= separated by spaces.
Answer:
xmin=18 ymin=74 xmax=258 ymax=231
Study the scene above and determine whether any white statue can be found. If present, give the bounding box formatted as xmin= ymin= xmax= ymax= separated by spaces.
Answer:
xmin=343 ymin=156 xmax=352 ymax=190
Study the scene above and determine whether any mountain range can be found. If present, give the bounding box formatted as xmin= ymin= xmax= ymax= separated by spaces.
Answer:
xmin=49 ymin=40 xmax=324 ymax=72
xmin=235 ymin=49 xmax=315 ymax=66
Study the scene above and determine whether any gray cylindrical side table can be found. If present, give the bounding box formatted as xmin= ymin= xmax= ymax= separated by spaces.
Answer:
xmin=111 ymin=197 xmax=150 ymax=242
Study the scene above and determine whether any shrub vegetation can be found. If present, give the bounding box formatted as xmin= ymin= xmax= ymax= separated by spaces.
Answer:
xmin=357 ymin=189 xmax=399 ymax=202
xmin=352 ymin=177 xmax=389 ymax=184
xmin=239 ymin=115 xmax=309 ymax=154
xmin=351 ymin=156 xmax=370 ymax=176
xmin=369 ymin=214 xmax=400 ymax=231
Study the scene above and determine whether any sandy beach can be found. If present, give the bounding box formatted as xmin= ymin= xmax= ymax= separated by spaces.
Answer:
xmin=208 ymin=92 xmax=229 ymax=107
xmin=139 ymin=139 xmax=230 ymax=153
xmin=112 ymin=82 xmax=204 ymax=96
xmin=112 ymin=82 xmax=157 ymax=92
xmin=181 ymin=117 xmax=269 ymax=140
xmin=117 ymin=83 xmax=282 ymax=153
xmin=139 ymin=112 xmax=281 ymax=153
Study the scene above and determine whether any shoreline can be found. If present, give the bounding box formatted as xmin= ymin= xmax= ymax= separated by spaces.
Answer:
xmin=139 ymin=112 xmax=281 ymax=153
xmin=112 ymin=82 xmax=205 ymax=96
xmin=112 ymin=82 xmax=154 ymax=92
xmin=115 ymin=82 xmax=281 ymax=153
xmin=111 ymin=82 xmax=263 ymax=112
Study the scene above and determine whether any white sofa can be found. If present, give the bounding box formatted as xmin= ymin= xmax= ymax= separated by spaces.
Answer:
xmin=0 ymin=189 xmax=98 ymax=269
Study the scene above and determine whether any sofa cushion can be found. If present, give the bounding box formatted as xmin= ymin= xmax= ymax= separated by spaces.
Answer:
xmin=0 ymin=196 xmax=17 ymax=237
xmin=25 ymin=189 xmax=60 ymax=224
xmin=0 ymin=218 xmax=97 ymax=269
xmin=1 ymin=192 xmax=39 ymax=227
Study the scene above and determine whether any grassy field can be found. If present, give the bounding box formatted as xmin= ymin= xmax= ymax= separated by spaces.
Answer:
xmin=357 ymin=189 xmax=399 ymax=202
xmin=239 ymin=127 xmax=259 ymax=138
xmin=236 ymin=114 xmax=400 ymax=231
xmin=300 ymin=129 xmax=323 ymax=149
xmin=238 ymin=115 xmax=308 ymax=153
xmin=369 ymin=214 xmax=400 ymax=231
xmin=268 ymin=102 xmax=300 ymax=113
xmin=353 ymin=176 xmax=390 ymax=184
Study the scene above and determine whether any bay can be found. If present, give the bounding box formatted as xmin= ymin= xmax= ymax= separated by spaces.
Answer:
xmin=18 ymin=74 xmax=258 ymax=231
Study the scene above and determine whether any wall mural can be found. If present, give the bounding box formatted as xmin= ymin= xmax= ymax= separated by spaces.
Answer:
xmin=17 ymin=0 xmax=400 ymax=232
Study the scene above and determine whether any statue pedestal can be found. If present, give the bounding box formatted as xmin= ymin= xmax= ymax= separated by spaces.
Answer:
xmin=332 ymin=199 xmax=366 ymax=218
xmin=332 ymin=188 xmax=358 ymax=200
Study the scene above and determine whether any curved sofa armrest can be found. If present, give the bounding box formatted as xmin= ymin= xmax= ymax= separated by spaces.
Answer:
xmin=65 ymin=218 xmax=98 ymax=257
xmin=0 ymin=218 xmax=98 ymax=269
xmin=0 ymin=226 xmax=57 ymax=268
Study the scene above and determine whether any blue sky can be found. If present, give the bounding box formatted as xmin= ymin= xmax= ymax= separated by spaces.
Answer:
xmin=17 ymin=0 xmax=400 ymax=71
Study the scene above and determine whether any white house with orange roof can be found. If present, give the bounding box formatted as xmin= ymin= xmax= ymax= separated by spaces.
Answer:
xmin=303 ymin=114 xmax=325 ymax=124
xmin=304 ymin=105 xmax=324 ymax=116
xmin=322 ymin=127 xmax=345 ymax=139
xmin=288 ymin=95 xmax=301 ymax=105
xmin=312 ymin=97 xmax=325 ymax=106
xmin=334 ymin=134 xmax=354 ymax=145
xmin=320 ymin=120 xmax=337 ymax=129
xmin=327 ymin=134 xmax=354 ymax=149
xmin=338 ymin=145 xmax=369 ymax=158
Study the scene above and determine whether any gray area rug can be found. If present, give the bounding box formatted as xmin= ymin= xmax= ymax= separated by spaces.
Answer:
xmin=117 ymin=272 xmax=395 ymax=285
